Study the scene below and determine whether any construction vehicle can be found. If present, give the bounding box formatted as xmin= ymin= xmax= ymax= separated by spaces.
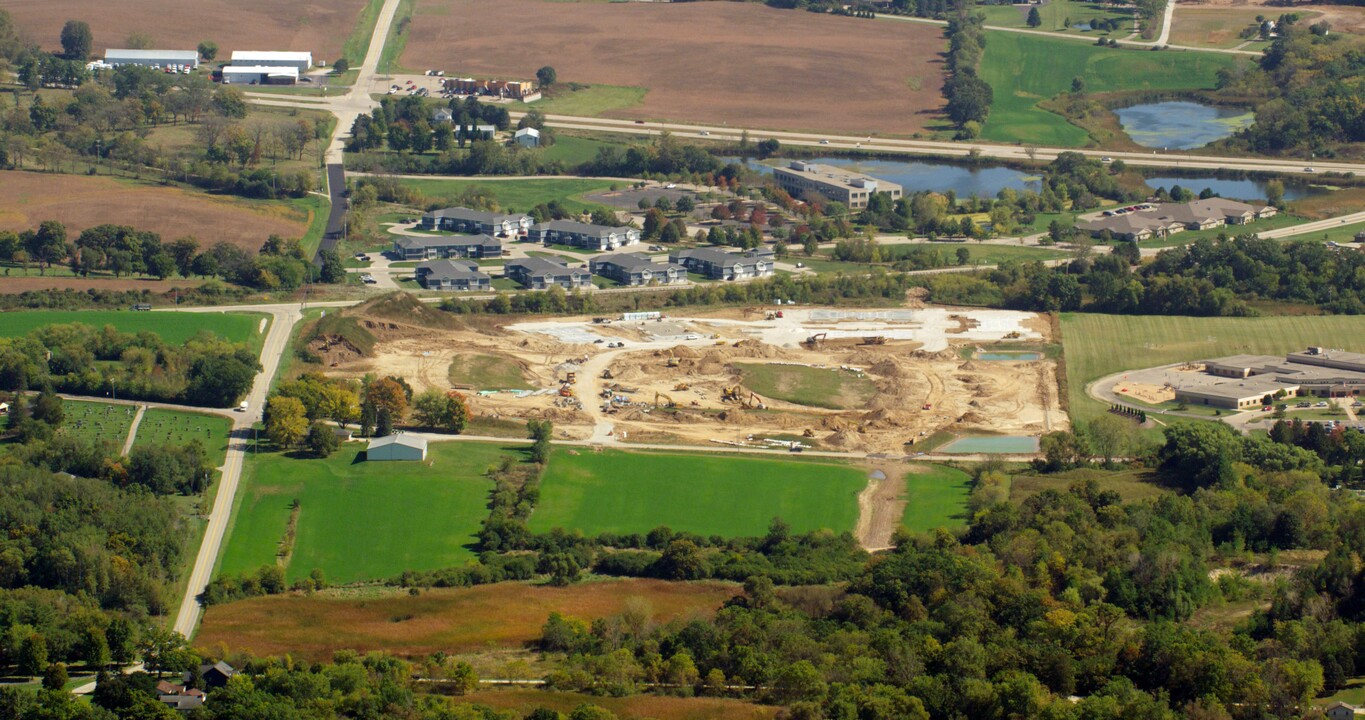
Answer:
xmin=654 ymin=392 xmax=675 ymax=408
xmin=666 ymin=357 xmax=680 ymax=368
xmin=559 ymin=385 xmax=575 ymax=398
xmin=563 ymin=371 xmax=577 ymax=384
xmin=803 ymin=428 xmax=815 ymax=438
xmin=600 ymin=368 xmax=614 ymax=380
xmin=804 ymin=332 xmax=828 ymax=348
xmin=1004 ymin=331 xmax=1022 ymax=339
xmin=741 ymin=392 xmax=766 ymax=410
xmin=722 ymin=386 xmax=743 ymax=403
xmin=862 ymin=336 xmax=887 ymax=346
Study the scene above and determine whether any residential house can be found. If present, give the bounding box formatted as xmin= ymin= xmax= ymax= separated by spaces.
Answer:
xmin=505 ymin=257 xmax=593 ymax=289
xmin=529 ymin=220 xmax=640 ymax=251
xmin=589 ymin=252 xmax=687 ymax=286
xmin=366 ymin=434 xmax=427 ymax=461
xmin=190 ymin=661 xmax=236 ymax=689
xmin=1326 ymin=701 xmax=1356 ymax=720
xmin=432 ymin=108 xmax=453 ymax=124
xmin=391 ymin=234 xmax=503 ymax=260
xmin=669 ymin=247 xmax=775 ymax=280
xmin=514 ymin=127 xmax=541 ymax=148
xmin=418 ymin=207 xmax=532 ymax=237
xmin=157 ymin=681 xmax=206 ymax=712
xmin=416 ymin=259 xmax=492 ymax=291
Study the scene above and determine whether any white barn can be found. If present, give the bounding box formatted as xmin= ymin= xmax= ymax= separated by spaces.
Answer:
xmin=366 ymin=434 xmax=427 ymax=461
xmin=229 ymin=51 xmax=313 ymax=72
xmin=105 ymin=49 xmax=200 ymax=68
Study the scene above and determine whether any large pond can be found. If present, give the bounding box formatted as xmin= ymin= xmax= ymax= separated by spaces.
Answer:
xmin=1145 ymin=176 xmax=1322 ymax=202
xmin=748 ymin=157 xmax=1044 ymax=198
xmin=1114 ymin=101 xmax=1254 ymax=151
xmin=939 ymin=436 xmax=1040 ymax=454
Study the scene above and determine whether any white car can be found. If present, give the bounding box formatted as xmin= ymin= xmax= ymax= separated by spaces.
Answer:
xmin=819 ymin=139 xmax=830 ymax=145
xmin=1305 ymin=167 xmax=1316 ymax=173
xmin=1101 ymin=156 xmax=1114 ymax=163
xmin=699 ymin=131 xmax=710 ymax=136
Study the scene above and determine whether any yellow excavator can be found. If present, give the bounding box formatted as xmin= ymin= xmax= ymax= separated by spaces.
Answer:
xmin=674 ymin=382 xmax=690 ymax=391
xmin=722 ymin=386 xmax=743 ymax=402
xmin=654 ymin=392 xmax=675 ymax=408
xmin=804 ymin=332 xmax=828 ymax=348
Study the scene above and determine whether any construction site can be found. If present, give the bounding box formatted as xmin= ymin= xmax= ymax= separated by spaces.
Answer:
xmin=307 ymin=296 xmax=1066 ymax=455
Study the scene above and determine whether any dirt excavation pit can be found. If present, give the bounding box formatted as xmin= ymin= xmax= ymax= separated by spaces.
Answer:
xmin=318 ymin=304 xmax=1067 ymax=453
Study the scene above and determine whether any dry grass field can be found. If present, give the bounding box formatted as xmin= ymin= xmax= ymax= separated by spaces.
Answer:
xmin=3 ymin=0 xmax=370 ymax=59
xmin=402 ymin=0 xmax=947 ymax=135
xmin=0 ymin=172 xmax=309 ymax=251
xmin=462 ymin=689 xmax=779 ymax=720
xmin=0 ymin=277 xmax=207 ymax=295
xmin=195 ymin=579 xmax=740 ymax=660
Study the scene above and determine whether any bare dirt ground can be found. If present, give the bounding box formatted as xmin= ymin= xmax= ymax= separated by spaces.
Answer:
xmin=1113 ymin=381 xmax=1175 ymax=404
xmin=0 ymin=172 xmax=308 ymax=251
xmin=403 ymin=0 xmax=947 ymax=135
xmin=854 ymin=467 xmax=905 ymax=551
xmin=0 ymin=277 xmax=207 ymax=295
xmin=4 ymin=0 xmax=369 ymax=58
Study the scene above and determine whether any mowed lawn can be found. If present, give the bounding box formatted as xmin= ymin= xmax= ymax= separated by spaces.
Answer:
xmin=530 ymin=448 xmax=865 ymax=537
xmin=0 ymin=310 xmax=262 ymax=345
xmin=397 ymin=178 xmax=618 ymax=215
xmin=218 ymin=442 xmax=516 ymax=584
xmin=1061 ymin=313 xmax=1365 ymax=423
xmin=59 ymin=400 xmax=137 ymax=448
xmin=901 ymin=465 xmax=972 ymax=534
xmin=132 ymin=409 xmax=233 ymax=467
xmin=978 ymin=33 xmax=1239 ymax=146
xmin=739 ymin=364 xmax=877 ymax=410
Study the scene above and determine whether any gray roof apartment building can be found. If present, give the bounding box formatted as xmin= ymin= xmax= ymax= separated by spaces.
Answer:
xmin=418 ymin=207 xmax=533 ymax=237
xmin=391 ymin=234 xmax=503 ymax=260
xmin=529 ymin=220 xmax=641 ymax=251
xmin=505 ymin=257 xmax=593 ymax=290
xmin=1078 ymin=198 xmax=1278 ymax=242
xmin=669 ymin=247 xmax=775 ymax=281
xmin=416 ymin=259 xmax=492 ymax=291
xmin=771 ymin=161 xmax=903 ymax=210
xmin=589 ymin=252 xmax=687 ymax=286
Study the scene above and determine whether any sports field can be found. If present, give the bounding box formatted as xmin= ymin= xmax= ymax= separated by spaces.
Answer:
xmin=978 ymin=33 xmax=1240 ymax=146
xmin=60 ymin=400 xmax=137 ymax=448
xmin=0 ymin=310 xmax=262 ymax=345
xmin=739 ymin=364 xmax=877 ymax=410
xmin=195 ymin=578 xmax=739 ymax=659
xmin=900 ymin=465 xmax=972 ymax=533
xmin=397 ymin=177 xmax=618 ymax=215
xmin=217 ymin=441 xmax=511 ymax=584
xmin=1060 ymin=313 xmax=1365 ymax=423
xmin=529 ymin=448 xmax=865 ymax=537
xmin=132 ymin=409 xmax=232 ymax=467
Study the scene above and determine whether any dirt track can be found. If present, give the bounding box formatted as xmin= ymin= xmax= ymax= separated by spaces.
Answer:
xmin=403 ymin=0 xmax=947 ymax=135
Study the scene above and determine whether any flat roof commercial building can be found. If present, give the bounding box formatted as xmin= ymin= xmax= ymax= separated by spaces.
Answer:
xmin=104 ymin=49 xmax=200 ymax=68
xmin=229 ymin=51 xmax=313 ymax=71
xmin=771 ymin=161 xmax=903 ymax=210
xmin=1174 ymin=347 xmax=1365 ymax=408
xmin=221 ymin=65 xmax=298 ymax=85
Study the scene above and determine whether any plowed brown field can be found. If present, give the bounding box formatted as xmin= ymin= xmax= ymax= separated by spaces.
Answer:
xmin=0 ymin=172 xmax=309 ymax=252
xmin=403 ymin=0 xmax=947 ymax=135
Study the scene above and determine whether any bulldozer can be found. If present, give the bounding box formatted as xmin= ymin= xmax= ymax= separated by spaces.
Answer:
xmin=600 ymin=368 xmax=614 ymax=380
xmin=558 ymin=385 xmax=575 ymax=398
xmin=654 ymin=392 xmax=675 ymax=408
xmin=674 ymin=382 xmax=690 ymax=391
xmin=861 ymin=336 xmax=887 ymax=346
xmin=1004 ymin=331 xmax=1022 ymax=339
xmin=803 ymin=332 xmax=828 ymax=349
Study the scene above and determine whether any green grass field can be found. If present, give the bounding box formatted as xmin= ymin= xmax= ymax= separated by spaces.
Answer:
xmin=532 ymin=85 xmax=648 ymax=117
xmin=529 ymin=448 xmax=866 ymax=537
xmin=59 ymin=400 xmax=137 ymax=448
xmin=540 ymin=135 xmax=634 ymax=166
xmin=900 ymin=465 xmax=972 ymax=534
xmin=340 ymin=0 xmax=387 ymax=67
xmin=978 ymin=33 xmax=1239 ymax=146
xmin=378 ymin=0 xmax=415 ymax=73
xmin=217 ymin=441 xmax=511 ymax=583
xmin=1060 ymin=313 xmax=1365 ymax=424
xmin=448 ymin=353 xmax=534 ymax=390
xmin=132 ymin=409 xmax=232 ymax=466
xmin=398 ymin=177 xmax=619 ymax=215
xmin=979 ymin=0 xmax=1131 ymax=33
xmin=0 ymin=310 xmax=263 ymax=345
xmin=739 ymin=364 xmax=877 ymax=410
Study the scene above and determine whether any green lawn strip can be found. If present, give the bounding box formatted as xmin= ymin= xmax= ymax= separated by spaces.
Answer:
xmin=900 ymin=464 xmax=972 ymax=534
xmin=132 ymin=409 xmax=233 ymax=466
xmin=397 ymin=178 xmax=618 ymax=215
xmin=739 ymin=364 xmax=876 ymax=410
xmin=378 ymin=0 xmax=416 ymax=74
xmin=339 ymin=0 xmax=387 ymax=67
xmin=1136 ymin=214 xmax=1309 ymax=249
xmin=1289 ymin=220 xmax=1365 ymax=245
xmin=218 ymin=441 xmax=512 ymax=584
xmin=448 ymin=353 xmax=534 ymax=390
xmin=0 ymin=310 xmax=262 ymax=345
xmin=530 ymin=85 xmax=648 ymax=117
xmin=59 ymin=400 xmax=137 ymax=447
xmin=978 ymin=32 xmax=1238 ymax=146
xmin=529 ymin=447 xmax=865 ymax=537
xmin=1060 ymin=313 xmax=1365 ymax=425
xmin=540 ymin=135 xmax=631 ymax=166
xmin=295 ymin=192 xmax=334 ymax=260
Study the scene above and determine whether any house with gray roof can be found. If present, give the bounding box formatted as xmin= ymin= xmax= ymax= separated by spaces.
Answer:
xmin=432 ymin=108 xmax=453 ymax=124
xmin=416 ymin=259 xmax=492 ymax=291
xmin=529 ymin=220 xmax=640 ymax=251
xmin=391 ymin=234 xmax=503 ymax=260
xmin=418 ymin=207 xmax=532 ymax=237
xmin=669 ymin=247 xmax=774 ymax=281
xmin=589 ymin=252 xmax=687 ymax=286
xmin=1079 ymin=198 xmax=1276 ymax=241
xmin=505 ymin=257 xmax=592 ymax=290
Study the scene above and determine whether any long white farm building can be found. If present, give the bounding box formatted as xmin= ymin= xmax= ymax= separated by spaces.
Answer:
xmin=104 ymin=49 xmax=200 ymax=68
xmin=228 ymin=51 xmax=313 ymax=71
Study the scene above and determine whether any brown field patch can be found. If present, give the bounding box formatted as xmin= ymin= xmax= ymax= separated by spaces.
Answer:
xmin=0 ymin=277 xmax=208 ymax=295
xmin=3 ymin=0 xmax=369 ymax=59
xmin=0 ymin=172 xmax=309 ymax=252
xmin=195 ymin=579 xmax=740 ymax=660
xmin=403 ymin=0 xmax=947 ymax=135
xmin=462 ymin=689 xmax=779 ymax=720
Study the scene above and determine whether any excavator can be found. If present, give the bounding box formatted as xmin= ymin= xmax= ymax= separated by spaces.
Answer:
xmin=563 ymin=371 xmax=577 ymax=384
xmin=804 ymin=332 xmax=828 ymax=349
xmin=722 ymin=386 xmax=743 ymax=403
xmin=666 ymin=357 xmax=680 ymax=368
xmin=740 ymin=392 xmax=766 ymax=410
xmin=654 ymin=392 xmax=675 ymax=408
xmin=558 ymin=385 xmax=575 ymax=398
xmin=862 ymin=336 xmax=887 ymax=345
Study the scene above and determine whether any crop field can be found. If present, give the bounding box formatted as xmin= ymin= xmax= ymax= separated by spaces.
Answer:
xmin=59 ymin=401 xmax=137 ymax=448
xmin=402 ymin=0 xmax=946 ymax=135
xmin=978 ymin=33 xmax=1240 ymax=146
xmin=1060 ymin=313 xmax=1365 ymax=423
xmin=739 ymin=364 xmax=877 ymax=410
xmin=217 ymin=441 xmax=513 ymax=584
xmin=132 ymin=409 xmax=232 ymax=466
xmin=461 ymin=690 xmax=779 ymax=720
xmin=900 ymin=465 xmax=972 ymax=534
xmin=0 ymin=172 xmax=309 ymax=253
xmin=0 ymin=310 xmax=262 ymax=346
xmin=4 ymin=0 xmax=370 ymax=59
xmin=528 ymin=448 xmax=865 ymax=537
xmin=1169 ymin=6 xmax=1335 ymax=48
xmin=397 ymin=177 xmax=618 ymax=215
xmin=195 ymin=578 xmax=740 ymax=659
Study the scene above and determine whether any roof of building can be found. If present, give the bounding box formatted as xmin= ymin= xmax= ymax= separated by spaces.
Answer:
xmin=417 ymin=259 xmax=488 ymax=282
xmin=1179 ymin=375 xmax=1297 ymax=400
xmin=202 ymin=661 xmax=235 ymax=677
xmin=515 ymin=127 xmax=541 ymax=138
xmin=230 ymin=51 xmax=313 ymax=62
xmin=593 ymin=252 xmax=684 ymax=274
xmin=1289 ymin=348 xmax=1365 ymax=365
xmin=507 ymin=256 xmax=586 ymax=276
xmin=424 ymin=207 xmax=527 ymax=224
xmin=774 ymin=161 xmax=903 ymax=193
xmin=105 ymin=49 xmax=199 ymax=60
xmin=1206 ymin=354 xmax=1282 ymax=369
xmin=458 ymin=124 xmax=496 ymax=133
xmin=672 ymin=247 xmax=771 ymax=266
xmin=394 ymin=234 xmax=501 ymax=251
xmin=222 ymin=65 xmax=299 ymax=78
xmin=532 ymin=220 xmax=634 ymax=237
xmin=367 ymin=434 xmax=427 ymax=452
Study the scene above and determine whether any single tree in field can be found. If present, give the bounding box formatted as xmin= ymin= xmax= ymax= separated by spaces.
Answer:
xmin=333 ymin=57 xmax=350 ymax=73
xmin=536 ymin=65 xmax=556 ymax=88
xmin=266 ymin=396 xmax=309 ymax=448
xmin=26 ymin=220 xmax=68 ymax=275
xmin=60 ymin=20 xmax=92 ymax=60
xmin=197 ymin=40 xmax=218 ymax=61
xmin=1027 ymin=6 xmax=1043 ymax=27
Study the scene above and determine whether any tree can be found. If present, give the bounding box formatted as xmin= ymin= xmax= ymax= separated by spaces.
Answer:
xmin=26 ymin=221 xmax=68 ymax=275
xmin=1087 ymin=414 xmax=1133 ymax=467
xmin=125 ymin=32 xmax=153 ymax=49
xmin=42 ymin=663 xmax=68 ymax=691
xmin=17 ymin=632 xmax=48 ymax=677
xmin=306 ymin=421 xmax=338 ymax=457
xmin=319 ymin=249 xmax=346 ymax=283
xmin=956 ymin=246 xmax=971 ymax=265
xmin=1039 ymin=430 xmax=1087 ymax=472
xmin=60 ymin=20 xmax=92 ymax=60
xmin=528 ymin=419 xmax=553 ymax=463
xmin=333 ymin=57 xmax=350 ymax=73
xmin=31 ymin=387 xmax=63 ymax=427
xmin=1027 ymin=6 xmax=1043 ymax=27
xmin=365 ymin=377 xmax=409 ymax=421
xmin=266 ymin=396 xmax=309 ymax=448
xmin=197 ymin=41 xmax=218 ymax=61
xmin=536 ymin=65 xmax=557 ymax=88
xmin=412 ymin=389 xmax=470 ymax=433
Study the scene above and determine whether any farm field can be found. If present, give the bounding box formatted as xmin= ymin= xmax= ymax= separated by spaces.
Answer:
xmin=0 ymin=310 xmax=263 ymax=345
xmin=0 ymin=172 xmax=309 ymax=254
xmin=216 ymin=441 xmax=510 ymax=584
xmin=1167 ymin=6 xmax=1300 ymax=48
xmin=978 ymin=33 xmax=1239 ymax=146
xmin=397 ymin=177 xmax=618 ymax=215
xmin=195 ymin=578 xmax=740 ymax=659
xmin=1060 ymin=313 xmax=1365 ymax=423
xmin=132 ymin=409 xmax=233 ymax=466
xmin=529 ymin=448 xmax=865 ymax=537
xmin=461 ymin=690 xmax=778 ymax=720
xmin=900 ymin=465 xmax=972 ymax=534
xmin=402 ymin=0 xmax=946 ymax=135
xmin=4 ymin=0 xmax=370 ymax=59
xmin=738 ymin=364 xmax=877 ymax=410
xmin=59 ymin=400 xmax=137 ymax=448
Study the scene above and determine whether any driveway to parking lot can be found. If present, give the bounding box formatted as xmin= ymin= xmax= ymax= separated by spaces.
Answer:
xmin=348 ymin=252 xmax=400 ymax=289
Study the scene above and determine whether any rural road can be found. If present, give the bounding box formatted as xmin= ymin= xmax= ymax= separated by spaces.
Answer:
xmin=121 ymin=405 xmax=146 ymax=455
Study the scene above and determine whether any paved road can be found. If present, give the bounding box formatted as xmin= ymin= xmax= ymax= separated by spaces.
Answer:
xmin=318 ymin=163 xmax=348 ymax=261
xmin=1152 ymin=0 xmax=1175 ymax=47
